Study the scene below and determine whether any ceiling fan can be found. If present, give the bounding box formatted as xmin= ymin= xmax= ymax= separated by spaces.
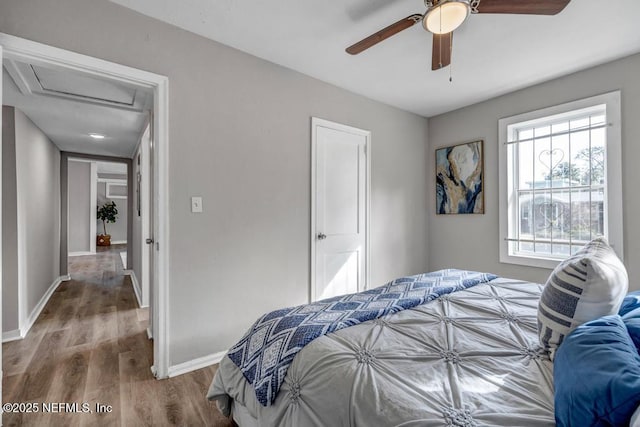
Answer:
xmin=346 ymin=0 xmax=571 ymax=71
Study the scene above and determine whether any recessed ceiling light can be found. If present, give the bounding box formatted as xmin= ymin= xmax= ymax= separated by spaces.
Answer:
xmin=89 ymin=133 xmax=105 ymax=140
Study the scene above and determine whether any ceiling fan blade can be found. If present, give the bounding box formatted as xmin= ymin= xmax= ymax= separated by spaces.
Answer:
xmin=346 ymin=14 xmax=422 ymax=55
xmin=475 ymin=0 xmax=570 ymax=15
xmin=432 ymin=32 xmax=453 ymax=70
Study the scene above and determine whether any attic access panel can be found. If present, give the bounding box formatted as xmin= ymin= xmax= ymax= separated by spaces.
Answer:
xmin=4 ymin=59 xmax=151 ymax=111
xmin=32 ymin=64 xmax=136 ymax=106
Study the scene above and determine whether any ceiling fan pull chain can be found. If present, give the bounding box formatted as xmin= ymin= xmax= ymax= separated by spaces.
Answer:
xmin=449 ymin=35 xmax=453 ymax=82
xmin=438 ymin=5 xmax=443 ymax=68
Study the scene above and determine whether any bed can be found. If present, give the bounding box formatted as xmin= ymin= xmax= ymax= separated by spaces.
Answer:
xmin=208 ymin=273 xmax=557 ymax=426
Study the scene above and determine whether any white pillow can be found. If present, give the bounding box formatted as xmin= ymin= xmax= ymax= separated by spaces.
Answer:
xmin=537 ymin=237 xmax=628 ymax=360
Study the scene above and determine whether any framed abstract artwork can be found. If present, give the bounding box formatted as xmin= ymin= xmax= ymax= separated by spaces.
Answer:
xmin=436 ymin=140 xmax=484 ymax=214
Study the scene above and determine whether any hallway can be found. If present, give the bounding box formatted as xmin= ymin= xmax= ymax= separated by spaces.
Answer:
xmin=2 ymin=246 xmax=230 ymax=426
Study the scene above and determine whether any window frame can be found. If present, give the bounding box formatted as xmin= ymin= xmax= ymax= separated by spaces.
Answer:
xmin=498 ymin=91 xmax=623 ymax=269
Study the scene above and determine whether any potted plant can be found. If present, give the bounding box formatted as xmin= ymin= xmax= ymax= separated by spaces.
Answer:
xmin=97 ymin=201 xmax=118 ymax=246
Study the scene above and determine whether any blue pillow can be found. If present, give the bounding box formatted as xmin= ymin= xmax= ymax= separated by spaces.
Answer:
xmin=621 ymin=294 xmax=640 ymax=353
xmin=554 ymin=315 xmax=640 ymax=427
xmin=627 ymin=318 xmax=640 ymax=354
xmin=619 ymin=291 xmax=640 ymax=316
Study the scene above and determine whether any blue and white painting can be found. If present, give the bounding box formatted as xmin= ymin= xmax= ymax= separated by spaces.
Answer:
xmin=436 ymin=140 xmax=484 ymax=214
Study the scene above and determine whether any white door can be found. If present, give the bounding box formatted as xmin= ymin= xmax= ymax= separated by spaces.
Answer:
xmin=137 ymin=122 xmax=151 ymax=309
xmin=147 ymin=116 xmax=155 ymax=339
xmin=311 ymin=118 xmax=370 ymax=301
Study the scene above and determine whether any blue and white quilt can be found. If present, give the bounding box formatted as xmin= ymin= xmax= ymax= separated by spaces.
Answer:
xmin=227 ymin=269 xmax=498 ymax=406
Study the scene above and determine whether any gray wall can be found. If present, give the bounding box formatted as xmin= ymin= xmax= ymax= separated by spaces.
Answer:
xmin=68 ymin=160 xmax=91 ymax=253
xmin=13 ymin=108 xmax=61 ymax=322
xmin=0 ymin=0 xmax=430 ymax=364
xmin=2 ymin=106 xmax=19 ymax=333
xmin=427 ymin=53 xmax=640 ymax=291
xmin=97 ymin=175 xmax=128 ymax=243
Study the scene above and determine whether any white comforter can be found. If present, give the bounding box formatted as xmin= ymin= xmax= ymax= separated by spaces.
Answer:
xmin=208 ymin=278 xmax=555 ymax=426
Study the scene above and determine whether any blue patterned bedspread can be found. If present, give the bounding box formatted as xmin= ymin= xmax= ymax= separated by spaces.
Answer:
xmin=227 ymin=269 xmax=498 ymax=406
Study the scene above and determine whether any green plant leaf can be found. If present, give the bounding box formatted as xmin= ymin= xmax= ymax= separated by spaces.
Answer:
xmin=97 ymin=201 xmax=118 ymax=234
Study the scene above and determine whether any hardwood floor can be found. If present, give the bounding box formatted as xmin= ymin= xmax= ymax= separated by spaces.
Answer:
xmin=3 ymin=245 xmax=233 ymax=426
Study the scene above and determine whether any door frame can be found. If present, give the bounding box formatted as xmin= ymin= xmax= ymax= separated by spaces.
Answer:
xmin=310 ymin=117 xmax=371 ymax=302
xmin=60 ymin=153 xmax=132 ymax=272
xmin=0 ymin=43 xmax=3 ymax=397
xmin=0 ymin=33 xmax=171 ymax=379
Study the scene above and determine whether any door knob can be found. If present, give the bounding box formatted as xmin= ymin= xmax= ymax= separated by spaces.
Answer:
xmin=317 ymin=233 xmax=327 ymax=240
xmin=146 ymin=238 xmax=154 ymax=244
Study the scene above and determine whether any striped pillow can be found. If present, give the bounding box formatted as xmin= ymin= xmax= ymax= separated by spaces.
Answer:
xmin=538 ymin=237 xmax=628 ymax=360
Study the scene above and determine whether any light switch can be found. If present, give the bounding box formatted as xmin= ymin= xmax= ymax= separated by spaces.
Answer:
xmin=191 ymin=196 xmax=203 ymax=213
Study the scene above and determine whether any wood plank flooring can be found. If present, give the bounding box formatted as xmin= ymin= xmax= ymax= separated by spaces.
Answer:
xmin=3 ymin=245 xmax=233 ymax=426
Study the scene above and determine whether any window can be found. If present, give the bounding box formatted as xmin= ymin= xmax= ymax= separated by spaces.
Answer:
xmin=105 ymin=180 xmax=128 ymax=199
xmin=499 ymin=92 xmax=622 ymax=269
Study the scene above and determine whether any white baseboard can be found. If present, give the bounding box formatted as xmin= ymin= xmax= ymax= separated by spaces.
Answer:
xmin=167 ymin=351 xmax=227 ymax=378
xmin=2 ymin=329 xmax=22 ymax=343
xmin=111 ymin=240 xmax=127 ymax=245
xmin=18 ymin=275 xmax=70 ymax=339
xmin=123 ymin=270 xmax=146 ymax=308
xmin=69 ymin=251 xmax=95 ymax=257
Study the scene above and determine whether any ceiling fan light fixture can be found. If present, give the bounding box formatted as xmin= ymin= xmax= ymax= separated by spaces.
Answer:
xmin=423 ymin=0 xmax=471 ymax=35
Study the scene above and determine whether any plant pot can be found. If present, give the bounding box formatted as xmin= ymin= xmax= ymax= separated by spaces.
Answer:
xmin=97 ymin=234 xmax=111 ymax=246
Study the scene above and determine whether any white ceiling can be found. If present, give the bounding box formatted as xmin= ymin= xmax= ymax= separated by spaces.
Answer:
xmin=2 ymin=60 xmax=151 ymax=158
xmin=109 ymin=0 xmax=640 ymax=117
